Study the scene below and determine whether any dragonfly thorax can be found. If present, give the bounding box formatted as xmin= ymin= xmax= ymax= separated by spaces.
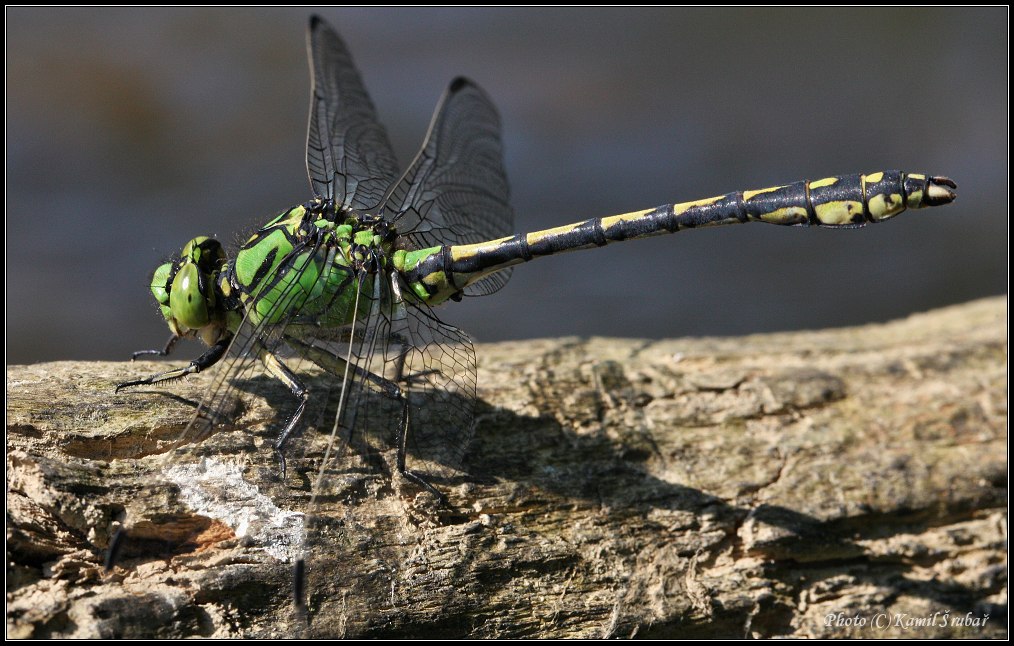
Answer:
xmin=220 ymin=203 xmax=403 ymax=330
xmin=340 ymin=211 xmax=400 ymax=275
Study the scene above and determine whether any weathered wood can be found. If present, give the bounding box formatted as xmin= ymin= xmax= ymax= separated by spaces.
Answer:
xmin=6 ymin=297 xmax=1007 ymax=638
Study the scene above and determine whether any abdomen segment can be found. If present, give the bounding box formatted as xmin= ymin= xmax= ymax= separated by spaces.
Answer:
xmin=401 ymin=171 xmax=956 ymax=305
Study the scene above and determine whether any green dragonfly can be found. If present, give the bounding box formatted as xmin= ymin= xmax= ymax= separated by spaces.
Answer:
xmin=114 ymin=15 xmax=956 ymax=613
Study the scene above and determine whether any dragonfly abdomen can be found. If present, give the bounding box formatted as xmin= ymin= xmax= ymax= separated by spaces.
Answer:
xmin=401 ymin=171 xmax=956 ymax=306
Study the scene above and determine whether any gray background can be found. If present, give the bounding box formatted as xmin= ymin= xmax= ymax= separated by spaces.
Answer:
xmin=7 ymin=7 xmax=1006 ymax=364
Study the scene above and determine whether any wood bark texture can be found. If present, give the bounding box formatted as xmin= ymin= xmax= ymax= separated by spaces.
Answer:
xmin=6 ymin=297 xmax=1007 ymax=638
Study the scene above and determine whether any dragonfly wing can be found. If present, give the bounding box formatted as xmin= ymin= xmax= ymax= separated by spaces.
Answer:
xmin=385 ymin=280 xmax=476 ymax=478
xmin=381 ymin=77 xmax=515 ymax=296
xmin=123 ymin=242 xmax=360 ymax=565
xmin=305 ymin=16 xmax=401 ymax=211
xmin=295 ymin=270 xmax=477 ymax=498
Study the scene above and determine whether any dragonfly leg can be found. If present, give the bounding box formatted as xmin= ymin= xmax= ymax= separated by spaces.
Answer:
xmin=115 ymin=336 xmax=229 ymax=392
xmin=285 ymin=336 xmax=447 ymax=502
xmin=387 ymin=341 xmax=449 ymax=504
xmin=395 ymin=398 xmax=448 ymax=505
xmin=128 ymin=334 xmax=180 ymax=361
xmin=388 ymin=338 xmax=439 ymax=385
xmin=260 ymin=349 xmax=310 ymax=480
xmin=284 ymin=336 xmax=400 ymax=398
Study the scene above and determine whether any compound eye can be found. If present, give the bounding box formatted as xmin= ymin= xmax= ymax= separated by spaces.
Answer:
xmin=150 ymin=262 xmax=173 ymax=307
xmin=150 ymin=262 xmax=175 ymax=323
xmin=169 ymin=263 xmax=210 ymax=330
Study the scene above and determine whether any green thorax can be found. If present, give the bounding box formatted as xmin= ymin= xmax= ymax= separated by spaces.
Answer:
xmin=225 ymin=202 xmax=401 ymax=328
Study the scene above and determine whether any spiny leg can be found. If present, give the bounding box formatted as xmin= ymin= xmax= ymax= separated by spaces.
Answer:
xmin=286 ymin=337 xmax=449 ymax=615
xmin=395 ymin=392 xmax=448 ymax=505
xmin=389 ymin=333 xmax=439 ymax=386
xmin=389 ymin=340 xmax=448 ymax=504
xmin=129 ymin=334 xmax=180 ymax=361
xmin=285 ymin=335 xmax=446 ymax=503
xmin=115 ymin=336 xmax=230 ymax=392
xmin=258 ymin=346 xmax=310 ymax=480
xmin=284 ymin=335 xmax=401 ymax=398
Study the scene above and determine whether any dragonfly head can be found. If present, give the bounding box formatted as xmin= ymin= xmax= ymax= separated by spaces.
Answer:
xmin=151 ymin=237 xmax=233 ymax=345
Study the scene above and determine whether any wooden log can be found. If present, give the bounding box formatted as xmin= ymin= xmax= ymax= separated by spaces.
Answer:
xmin=6 ymin=297 xmax=1006 ymax=638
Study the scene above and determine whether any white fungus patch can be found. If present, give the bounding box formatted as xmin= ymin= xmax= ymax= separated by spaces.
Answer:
xmin=163 ymin=458 xmax=304 ymax=563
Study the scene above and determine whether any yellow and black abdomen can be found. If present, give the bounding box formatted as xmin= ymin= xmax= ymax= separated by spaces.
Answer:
xmin=732 ymin=171 xmax=953 ymax=227
xmin=401 ymin=171 xmax=956 ymax=306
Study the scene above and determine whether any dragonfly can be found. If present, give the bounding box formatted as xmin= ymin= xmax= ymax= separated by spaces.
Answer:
xmin=113 ymin=15 xmax=957 ymax=618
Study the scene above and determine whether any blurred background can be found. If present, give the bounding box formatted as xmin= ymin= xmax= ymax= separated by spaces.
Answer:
xmin=7 ymin=7 xmax=1006 ymax=364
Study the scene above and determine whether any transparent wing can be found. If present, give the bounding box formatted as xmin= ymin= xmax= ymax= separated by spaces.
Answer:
xmin=298 ymin=269 xmax=477 ymax=619
xmin=306 ymin=16 xmax=401 ymax=210
xmin=183 ymin=240 xmax=351 ymax=451
xmin=386 ymin=294 xmax=476 ymax=474
xmin=296 ymin=268 xmax=477 ymax=506
xmin=135 ymin=240 xmax=477 ymax=615
xmin=117 ymin=15 xmax=492 ymax=622
xmin=117 ymin=240 xmax=360 ymax=571
xmin=380 ymin=77 xmax=515 ymax=296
